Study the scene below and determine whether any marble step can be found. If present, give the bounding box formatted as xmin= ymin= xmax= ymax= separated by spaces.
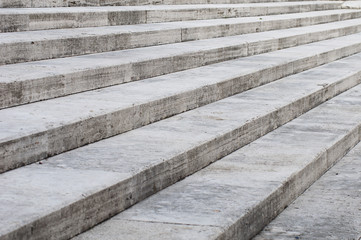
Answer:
xmin=2 ymin=32 xmax=361 ymax=173
xmin=2 ymin=9 xmax=361 ymax=65
xmin=0 ymin=1 xmax=342 ymax=32
xmin=2 ymin=18 xmax=361 ymax=110
xmin=0 ymin=0 xmax=344 ymax=8
xmin=73 ymin=74 xmax=361 ymax=240
xmin=254 ymin=140 xmax=361 ymax=240
xmin=1 ymin=50 xmax=361 ymax=240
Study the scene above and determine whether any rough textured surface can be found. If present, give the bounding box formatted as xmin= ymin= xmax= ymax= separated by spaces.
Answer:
xmin=1 ymin=52 xmax=361 ymax=240
xmin=1 ymin=1 xmax=361 ymax=239
xmin=254 ymin=141 xmax=361 ymax=240
xmin=2 ymin=32 xmax=361 ymax=173
xmin=0 ymin=0 xmax=343 ymax=7
xmin=2 ymin=9 xmax=360 ymax=65
xmin=0 ymin=2 xmax=342 ymax=32
xmin=2 ymin=19 xmax=361 ymax=110
xmin=73 ymin=80 xmax=361 ymax=240
xmin=343 ymin=0 xmax=361 ymax=9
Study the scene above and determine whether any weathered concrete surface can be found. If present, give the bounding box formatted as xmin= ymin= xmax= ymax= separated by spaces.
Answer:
xmin=73 ymin=81 xmax=361 ymax=240
xmin=0 ymin=0 xmax=344 ymax=8
xmin=254 ymin=142 xmax=361 ymax=240
xmin=0 ymin=1 xmax=359 ymax=240
xmin=2 ymin=9 xmax=360 ymax=65
xmin=73 ymin=220 xmax=224 ymax=240
xmin=1 ymin=52 xmax=361 ymax=240
xmin=0 ymin=2 xmax=343 ymax=32
xmin=343 ymin=0 xmax=361 ymax=9
xmin=2 ymin=19 xmax=361 ymax=110
xmin=2 ymin=33 xmax=361 ymax=173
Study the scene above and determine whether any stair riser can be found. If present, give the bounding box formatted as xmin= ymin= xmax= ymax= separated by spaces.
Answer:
xmin=0 ymin=3 xmax=341 ymax=32
xmin=3 ymin=23 xmax=361 ymax=111
xmin=2 ymin=11 xmax=361 ymax=65
xmin=2 ymin=38 xmax=361 ymax=174
xmin=2 ymin=70 xmax=360 ymax=240
xmin=0 ymin=0 xmax=340 ymax=8
xmin=217 ymin=128 xmax=360 ymax=240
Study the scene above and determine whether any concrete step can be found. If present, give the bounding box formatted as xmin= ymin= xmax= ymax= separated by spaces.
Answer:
xmin=72 ymin=74 xmax=361 ymax=240
xmin=2 ymin=32 xmax=361 ymax=173
xmin=1 ymin=50 xmax=361 ymax=240
xmin=253 ymin=144 xmax=361 ymax=240
xmin=343 ymin=1 xmax=361 ymax=10
xmin=0 ymin=1 xmax=342 ymax=32
xmin=2 ymin=9 xmax=361 ymax=65
xmin=2 ymin=18 xmax=361 ymax=110
xmin=0 ymin=0 xmax=345 ymax=8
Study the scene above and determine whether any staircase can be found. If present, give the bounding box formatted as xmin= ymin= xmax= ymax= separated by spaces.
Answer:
xmin=0 ymin=0 xmax=360 ymax=239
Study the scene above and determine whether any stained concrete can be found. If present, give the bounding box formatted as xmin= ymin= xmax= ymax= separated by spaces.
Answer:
xmin=73 ymin=82 xmax=361 ymax=240
xmin=1 ymin=53 xmax=361 ymax=240
xmin=2 ymin=19 xmax=361 ymax=110
xmin=2 ymin=32 xmax=361 ymax=173
xmin=0 ymin=2 xmax=342 ymax=32
xmin=343 ymin=0 xmax=361 ymax=9
xmin=0 ymin=0 xmax=343 ymax=7
xmin=0 ymin=2 xmax=343 ymax=32
xmin=254 ymin=141 xmax=361 ymax=240
xmin=1 ymin=0 xmax=361 ymax=239
xmin=2 ymin=9 xmax=360 ymax=65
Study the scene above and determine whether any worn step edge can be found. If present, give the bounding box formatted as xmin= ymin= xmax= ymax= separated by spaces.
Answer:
xmin=72 ymin=81 xmax=361 ymax=240
xmin=2 ymin=32 xmax=361 ymax=173
xmin=2 ymin=18 xmax=361 ymax=110
xmin=254 ymin=141 xmax=361 ymax=240
xmin=1 ymin=52 xmax=361 ymax=240
xmin=343 ymin=0 xmax=361 ymax=9
xmin=2 ymin=9 xmax=361 ymax=65
xmin=0 ymin=0 xmax=343 ymax=8
xmin=0 ymin=1 xmax=343 ymax=32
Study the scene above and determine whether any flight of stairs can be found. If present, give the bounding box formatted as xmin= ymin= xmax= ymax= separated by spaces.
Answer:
xmin=0 ymin=0 xmax=360 ymax=239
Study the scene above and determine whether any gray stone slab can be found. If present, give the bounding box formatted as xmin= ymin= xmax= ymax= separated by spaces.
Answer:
xmin=343 ymin=0 xmax=361 ymax=9
xmin=2 ymin=9 xmax=360 ymax=65
xmin=254 ymin=142 xmax=361 ymax=240
xmin=2 ymin=19 xmax=361 ymax=109
xmin=72 ymin=220 xmax=225 ymax=240
xmin=1 ymin=52 xmax=361 ymax=240
xmin=2 ymin=32 xmax=361 ymax=173
xmin=73 ymin=81 xmax=361 ymax=240
xmin=0 ymin=0 xmax=342 ymax=7
xmin=0 ymin=1 xmax=342 ymax=32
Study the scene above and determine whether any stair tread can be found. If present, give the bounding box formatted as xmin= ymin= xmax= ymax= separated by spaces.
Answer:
xmin=0 ymin=1 xmax=341 ymax=14
xmin=3 ymin=32 xmax=361 ymax=139
xmin=0 ymin=1 xmax=342 ymax=32
xmin=1 ymin=9 xmax=360 ymax=65
xmin=254 ymin=140 xmax=361 ymax=240
xmin=1 ymin=51 xmax=361 ymax=239
xmin=72 ymin=79 xmax=361 ymax=240
xmin=2 ymin=32 xmax=361 ymax=173
xmin=2 ymin=9 xmax=358 ymax=44
xmin=0 ymin=0 xmax=344 ymax=8
xmin=4 ymin=18 xmax=360 ymax=83
xmin=2 ymin=18 xmax=361 ymax=111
